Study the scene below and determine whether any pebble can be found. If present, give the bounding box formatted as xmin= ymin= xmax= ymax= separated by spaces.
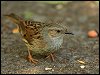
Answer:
xmin=80 ymin=65 xmax=85 ymax=69
xmin=88 ymin=30 xmax=98 ymax=38
xmin=45 ymin=67 xmax=52 ymax=71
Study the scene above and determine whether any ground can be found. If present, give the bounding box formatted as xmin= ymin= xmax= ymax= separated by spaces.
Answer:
xmin=1 ymin=1 xmax=99 ymax=74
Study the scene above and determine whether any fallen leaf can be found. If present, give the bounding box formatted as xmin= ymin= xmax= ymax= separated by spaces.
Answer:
xmin=77 ymin=60 xmax=85 ymax=64
xmin=12 ymin=28 xmax=19 ymax=33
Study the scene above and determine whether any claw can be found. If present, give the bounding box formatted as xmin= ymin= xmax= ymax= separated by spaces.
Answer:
xmin=27 ymin=49 xmax=38 ymax=64
xmin=28 ymin=54 xmax=38 ymax=64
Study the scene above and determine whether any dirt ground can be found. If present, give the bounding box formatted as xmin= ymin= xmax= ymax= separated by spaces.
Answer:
xmin=1 ymin=1 xmax=99 ymax=74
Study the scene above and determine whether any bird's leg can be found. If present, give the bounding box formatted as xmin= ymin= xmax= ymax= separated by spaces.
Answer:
xmin=27 ymin=49 xmax=38 ymax=64
xmin=46 ymin=53 xmax=55 ymax=61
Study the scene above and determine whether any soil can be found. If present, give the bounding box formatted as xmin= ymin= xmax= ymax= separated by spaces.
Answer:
xmin=1 ymin=1 xmax=99 ymax=74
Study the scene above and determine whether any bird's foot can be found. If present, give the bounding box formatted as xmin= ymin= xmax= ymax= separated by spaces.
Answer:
xmin=27 ymin=54 xmax=38 ymax=64
xmin=46 ymin=53 xmax=55 ymax=61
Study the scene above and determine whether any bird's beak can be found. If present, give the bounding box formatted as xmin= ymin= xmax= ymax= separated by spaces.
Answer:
xmin=65 ymin=32 xmax=74 ymax=35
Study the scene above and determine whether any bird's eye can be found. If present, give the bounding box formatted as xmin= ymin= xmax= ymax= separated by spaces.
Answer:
xmin=57 ymin=30 xmax=60 ymax=33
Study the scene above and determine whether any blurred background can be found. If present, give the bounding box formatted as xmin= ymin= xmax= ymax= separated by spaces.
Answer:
xmin=1 ymin=1 xmax=99 ymax=74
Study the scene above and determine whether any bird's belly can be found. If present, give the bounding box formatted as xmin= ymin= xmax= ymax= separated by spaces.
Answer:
xmin=24 ymin=39 xmax=53 ymax=55
xmin=31 ymin=44 xmax=62 ymax=55
xmin=26 ymin=43 xmax=61 ymax=55
xmin=23 ymin=38 xmax=63 ymax=55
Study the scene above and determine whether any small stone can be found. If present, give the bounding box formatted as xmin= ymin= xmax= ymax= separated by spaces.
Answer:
xmin=53 ymin=66 xmax=55 ymax=67
xmin=88 ymin=30 xmax=98 ymax=38
xmin=52 ymin=69 xmax=54 ymax=71
xmin=45 ymin=67 xmax=52 ymax=71
xmin=15 ymin=55 xmax=19 ymax=58
xmin=80 ymin=65 xmax=85 ymax=69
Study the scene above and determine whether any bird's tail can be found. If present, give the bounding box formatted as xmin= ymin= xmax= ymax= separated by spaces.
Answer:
xmin=4 ymin=13 xmax=23 ymax=24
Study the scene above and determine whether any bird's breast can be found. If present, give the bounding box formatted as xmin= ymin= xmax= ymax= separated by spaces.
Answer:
xmin=50 ymin=36 xmax=64 ymax=50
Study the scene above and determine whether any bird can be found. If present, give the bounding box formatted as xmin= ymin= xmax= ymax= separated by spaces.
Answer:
xmin=4 ymin=13 xmax=74 ymax=64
